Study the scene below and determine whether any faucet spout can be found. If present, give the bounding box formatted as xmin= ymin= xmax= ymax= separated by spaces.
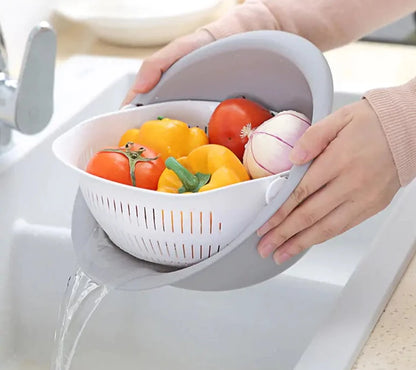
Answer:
xmin=0 ymin=22 xmax=56 ymax=148
xmin=0 ymin=24 xmax=7 ymax=75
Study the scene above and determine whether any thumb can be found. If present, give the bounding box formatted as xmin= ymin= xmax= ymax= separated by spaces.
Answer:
xmin=124 ymin=30 xmax=215 ymax=104
xmin=289 ymin=107 xmax=353 ymax=164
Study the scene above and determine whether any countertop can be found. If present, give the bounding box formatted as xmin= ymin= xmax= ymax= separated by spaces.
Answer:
xmin=12 ymin=5 xmax=416 ymax=369
xmin=324 ymin=41 xmax=416 ymax=370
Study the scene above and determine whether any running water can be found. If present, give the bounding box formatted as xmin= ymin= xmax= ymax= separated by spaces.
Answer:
xmin=50 ymin=225 xmax=133 ymax=370
xmin=50 ymin=268 xmax=110 ymax=370
xmin=50 ymin=216 xmax=177 ymax=370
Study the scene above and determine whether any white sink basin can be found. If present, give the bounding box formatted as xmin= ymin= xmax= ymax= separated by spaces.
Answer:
xmin=1 ymin=56 xmax=416 ymax=370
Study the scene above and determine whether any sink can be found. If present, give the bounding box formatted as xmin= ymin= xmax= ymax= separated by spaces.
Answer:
xmin=1 ymin=56 xmax=416 ymax=370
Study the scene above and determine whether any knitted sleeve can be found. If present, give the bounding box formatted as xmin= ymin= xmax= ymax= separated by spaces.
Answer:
xmin=203 ymin=0 xmax=416 ymax=51
xmin=364 ymin=79 xmax=416 ymax=186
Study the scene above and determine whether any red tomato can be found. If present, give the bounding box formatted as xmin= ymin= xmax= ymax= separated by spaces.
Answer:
xmin=86 ymin=143 xmax=165 ymax=190
xmin=208 ymin=97 xmax=273 ymax=160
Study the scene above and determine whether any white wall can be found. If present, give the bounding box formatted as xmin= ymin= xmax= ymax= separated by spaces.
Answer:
xmin=0 ymin=0 xmax=54 ymax=76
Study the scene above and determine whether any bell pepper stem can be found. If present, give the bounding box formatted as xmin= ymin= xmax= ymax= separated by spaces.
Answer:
xmin=165 ymin=157 xmax=210 ymax=193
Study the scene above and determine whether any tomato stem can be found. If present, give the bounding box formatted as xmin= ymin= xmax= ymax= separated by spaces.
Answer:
xmin=102 ymin=142 xmax=158 ymax=186
xmin=165 ymin=157 xmax=210 ymax=193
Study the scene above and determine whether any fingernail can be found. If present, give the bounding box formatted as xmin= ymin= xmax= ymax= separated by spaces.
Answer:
xmin=133 ymin=69 xmax=153 ymax=92
xmin=273 ymin=251 xmax=292 ymax=265
xmin=133 ymin=78 xmax=149 ymax=93
xmin=289 ymin=147 xmax=308 ymax=164
xmin=121 ymin=91 xmax=135 ymax=107
xmin=257 ymin=226 xmax=268 ymax=237
xmin=258 ymin=243 xmax=275 ymax=258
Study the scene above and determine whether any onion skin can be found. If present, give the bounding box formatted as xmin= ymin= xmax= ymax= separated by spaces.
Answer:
xmin=243 ymin=110 xmax=311 ymax=178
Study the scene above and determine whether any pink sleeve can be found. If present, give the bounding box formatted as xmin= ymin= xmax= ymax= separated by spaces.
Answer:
xmin=364 ymin=79 xmax=416 ymax=186
xmin=203 ymin=0 xmax=416 ymax=51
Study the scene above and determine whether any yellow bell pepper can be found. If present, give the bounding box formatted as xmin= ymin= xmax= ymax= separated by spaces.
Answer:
xmin=119 ymin=117 xmax=208 ymax=161
xmin=119 ymin=128 xmax=140 ymax=146
xmin=158 ymin=144 xmax=250 ymax=193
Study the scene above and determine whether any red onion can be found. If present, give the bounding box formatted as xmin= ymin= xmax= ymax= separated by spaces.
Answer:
xmin=242 ymin=110 xmax=311 ymax=178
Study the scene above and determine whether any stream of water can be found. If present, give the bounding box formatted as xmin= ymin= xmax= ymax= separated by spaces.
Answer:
xmin=50 ymin=268 xmax=110 ymax=370
xmin=49 ymin=220 xmax=171 ymax=370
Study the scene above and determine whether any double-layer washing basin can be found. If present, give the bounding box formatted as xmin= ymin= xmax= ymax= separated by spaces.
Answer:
xmin=1 ymin=56 xmax=416 ymax=370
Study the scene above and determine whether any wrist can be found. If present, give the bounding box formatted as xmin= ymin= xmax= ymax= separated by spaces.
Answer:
xmin=364 ymin=78 xmax=416 ymax=186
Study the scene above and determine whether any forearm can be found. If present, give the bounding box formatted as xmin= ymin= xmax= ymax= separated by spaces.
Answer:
xmin=204 ymin=0 xmax=416 ymax=51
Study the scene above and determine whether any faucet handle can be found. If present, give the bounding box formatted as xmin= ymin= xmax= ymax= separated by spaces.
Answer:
xmin=15 ymin=22 xmax=56 ymax=135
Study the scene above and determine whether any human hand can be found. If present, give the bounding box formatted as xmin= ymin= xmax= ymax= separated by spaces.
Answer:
xmin=122 ymin=29 xmax=215 ymax=105
xmin=257 ymin=99 xmax=401 ymax=264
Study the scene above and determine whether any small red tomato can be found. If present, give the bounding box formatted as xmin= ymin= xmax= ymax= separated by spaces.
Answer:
xmin=86 ymin=142 xmax=165 ymax=190
xmin=208 ymin=97 xmax=273 ymax=160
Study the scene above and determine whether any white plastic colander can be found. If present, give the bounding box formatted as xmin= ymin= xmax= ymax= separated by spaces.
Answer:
xmin=53 ymin=30 xmax=334 ymax=290
xmin=53 ymin=100 xmax=290 ymax=267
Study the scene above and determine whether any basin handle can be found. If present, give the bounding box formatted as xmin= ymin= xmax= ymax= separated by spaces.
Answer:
xmin=14 ymin=22 xmax=56 ymax=135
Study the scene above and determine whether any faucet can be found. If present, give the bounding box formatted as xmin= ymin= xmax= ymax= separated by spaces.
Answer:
xmin=0 ymin=21 xmax=56 ymax=149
